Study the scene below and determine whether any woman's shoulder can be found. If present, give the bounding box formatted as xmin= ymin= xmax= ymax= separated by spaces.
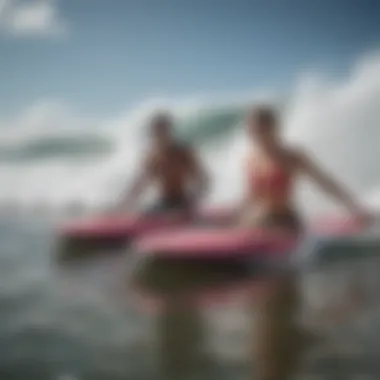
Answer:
xmin=282 ymin=143 xmax=303 ymax=157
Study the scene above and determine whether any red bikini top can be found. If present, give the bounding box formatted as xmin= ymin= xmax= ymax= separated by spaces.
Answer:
xmin=248 ymin=163 xmax=292 ymax=197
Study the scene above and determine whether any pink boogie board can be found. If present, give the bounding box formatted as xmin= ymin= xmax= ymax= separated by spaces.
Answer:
xmin=58 ymin=207 xmax=237 ymax=248
xmin=136 ymin=215 xmax=365 ymax=260
xmin=131 ymin=215 xmax=368 ymax=313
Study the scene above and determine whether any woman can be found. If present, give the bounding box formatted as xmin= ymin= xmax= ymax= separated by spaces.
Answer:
xmin=242 ymin=106 xmax=372 ymax=380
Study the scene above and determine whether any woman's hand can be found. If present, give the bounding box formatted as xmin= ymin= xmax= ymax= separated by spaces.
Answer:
xmin=352 ymin=208 xmax=376 ymax=227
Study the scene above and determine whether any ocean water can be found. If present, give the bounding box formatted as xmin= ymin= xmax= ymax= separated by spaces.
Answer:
xmin=2 ymin=215 xmax=380 ymax=380
xmin=1 ymin=53 xmax=380 ymax=379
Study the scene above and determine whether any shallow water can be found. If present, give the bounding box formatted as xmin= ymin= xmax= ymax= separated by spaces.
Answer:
xmin=1 ymin=216 xmax=380 ymax=380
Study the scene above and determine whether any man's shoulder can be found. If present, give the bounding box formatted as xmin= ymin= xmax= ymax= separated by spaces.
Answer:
xmin=171 ymin=141 xmax=195 ymax=160
xmin=147 ymin=141 xmax=194 ymax=163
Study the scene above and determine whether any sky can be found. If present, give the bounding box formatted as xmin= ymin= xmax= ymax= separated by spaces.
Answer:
xmin=0 ymin=0 xmax=380 ymax=119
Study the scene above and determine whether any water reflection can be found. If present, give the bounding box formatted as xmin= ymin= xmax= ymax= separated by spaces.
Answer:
xmin=132 ymin=258 xmax=254 ymax=379
xmin=53 ymin=235 xmax=380 ymax=379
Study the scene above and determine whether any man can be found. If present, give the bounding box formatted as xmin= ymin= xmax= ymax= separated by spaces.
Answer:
xmin=121 ymin=111 xmax=209 ymax=214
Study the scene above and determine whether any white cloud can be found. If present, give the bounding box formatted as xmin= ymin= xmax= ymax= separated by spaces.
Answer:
xmin=0 ymin=0 xmax=67 ymax=37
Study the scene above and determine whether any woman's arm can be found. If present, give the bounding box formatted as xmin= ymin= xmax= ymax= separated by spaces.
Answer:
xmin=296 ymin=149 xmax=371 ymax=219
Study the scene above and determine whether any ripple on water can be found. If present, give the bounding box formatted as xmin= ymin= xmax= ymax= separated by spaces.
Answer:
xmin=3 ymin=220 xmax=380 ymax=379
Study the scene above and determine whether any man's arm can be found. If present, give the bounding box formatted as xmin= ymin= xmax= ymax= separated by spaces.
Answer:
xmin=118 ymin=154 xmax=153 ymax=210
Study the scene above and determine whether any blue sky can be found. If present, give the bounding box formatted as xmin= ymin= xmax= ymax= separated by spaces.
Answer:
xmin=1 ymin=0 xmax=379 ymax=118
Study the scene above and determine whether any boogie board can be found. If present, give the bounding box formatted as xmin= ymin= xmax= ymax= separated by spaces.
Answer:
xmin=131 ymin=215 xmax=379 ymax=313
xmin=57 ymin=207 xmax=237 ymax=253
xmin=136 ymin=215 xmax=369 ymax=262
